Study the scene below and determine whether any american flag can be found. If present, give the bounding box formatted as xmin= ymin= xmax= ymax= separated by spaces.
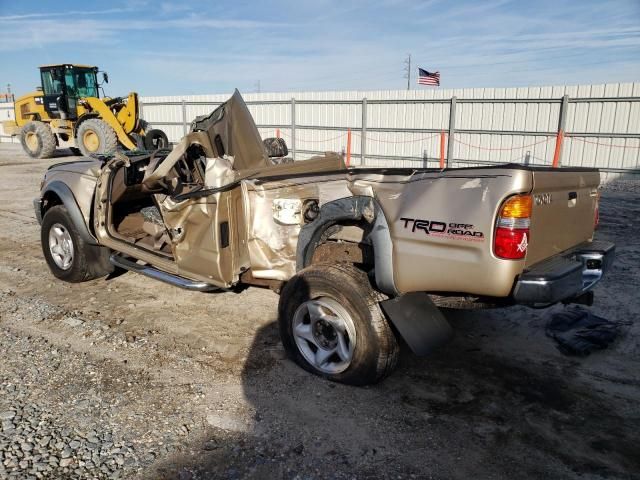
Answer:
xmin=418 ymin=68 xmax=440 ymax=86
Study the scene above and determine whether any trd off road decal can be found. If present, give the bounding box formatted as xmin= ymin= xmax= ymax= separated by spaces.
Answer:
xmin=400 ymin=217 xmax=485 ymax=242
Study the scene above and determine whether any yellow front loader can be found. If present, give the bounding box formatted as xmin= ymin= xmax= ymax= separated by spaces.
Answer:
xmin=2 ymin=64 xmax=169 ymax=158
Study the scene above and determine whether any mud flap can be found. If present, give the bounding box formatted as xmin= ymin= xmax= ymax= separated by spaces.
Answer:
xmin=380 ymin=292 xmax=453 ymax=356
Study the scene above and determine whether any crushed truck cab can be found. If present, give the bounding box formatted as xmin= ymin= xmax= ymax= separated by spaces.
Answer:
xmin=34 ymin=90 xmax=614 ymax=385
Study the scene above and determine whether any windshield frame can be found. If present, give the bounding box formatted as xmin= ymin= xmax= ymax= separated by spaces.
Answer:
xmin=65 ymin=67 xmax=100 ymax=99
xmin=40 ymin=66 xmax=100 ymax=99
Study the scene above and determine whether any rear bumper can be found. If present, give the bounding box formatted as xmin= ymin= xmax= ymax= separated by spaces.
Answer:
xmin=512 ymin=240 xmax=615 ymax=304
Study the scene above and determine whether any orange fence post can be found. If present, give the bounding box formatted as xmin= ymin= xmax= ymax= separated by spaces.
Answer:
xmin=552 ymin=130 xmax=564 ymax=168
xmin=276 ymin=128 xmax=280 ymax=138
xmin=439 ymin=130 xmax=446 ymax=169
xmin=346 ymin=128 xmax=352 ymax=167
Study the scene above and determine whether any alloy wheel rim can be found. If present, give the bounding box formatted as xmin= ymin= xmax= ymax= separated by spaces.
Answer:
xmin=292 ymin=297 xmax=356 ymax=374
xmin=48 ymin=223 xmax=74 ymax=270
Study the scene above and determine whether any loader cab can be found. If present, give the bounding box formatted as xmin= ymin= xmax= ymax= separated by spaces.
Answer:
xmin=39 ymin=64 xmax=99 ymax=120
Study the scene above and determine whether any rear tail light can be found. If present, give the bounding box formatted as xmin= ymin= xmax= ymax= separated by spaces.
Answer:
xmin=494 ymin=194 xmax=532 ymax=260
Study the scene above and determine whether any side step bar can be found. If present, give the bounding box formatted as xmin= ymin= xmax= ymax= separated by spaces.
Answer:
xmin=109 ymin=254 xmax=220 ymax=292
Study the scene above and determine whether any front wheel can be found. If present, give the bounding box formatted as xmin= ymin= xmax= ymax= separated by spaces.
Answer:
xmin=41 ymin=205 xmax=113 ymax=282
xmin=76 ymin=118 xmax=118 ymax=157
xmin=278 ymin=263 xmax=399 ymax=385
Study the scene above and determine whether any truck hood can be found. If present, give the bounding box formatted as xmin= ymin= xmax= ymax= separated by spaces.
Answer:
xmin=46 ymin=159 xmax=103 ymax=178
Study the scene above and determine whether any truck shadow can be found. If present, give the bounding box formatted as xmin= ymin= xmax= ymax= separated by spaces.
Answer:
xmin=147 ymin=302 xmax=639 ymax=479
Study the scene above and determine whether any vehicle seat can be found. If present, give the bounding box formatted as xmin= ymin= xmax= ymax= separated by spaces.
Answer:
xmin=263 ymin=137 xmax=293 ymax=165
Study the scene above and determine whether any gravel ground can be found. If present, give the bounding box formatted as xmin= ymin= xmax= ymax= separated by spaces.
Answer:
xmin=0 ymin=144 xmax=639 ymax=479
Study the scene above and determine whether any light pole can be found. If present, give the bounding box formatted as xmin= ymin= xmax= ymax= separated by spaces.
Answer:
xmin=403 ymin=54 xmax=411 ymax=90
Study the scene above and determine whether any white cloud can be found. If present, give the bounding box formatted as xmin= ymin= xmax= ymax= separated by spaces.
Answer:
xmin=0 ymin=7 xmax=137 ymax=21
xmin=159 ymin=3 xmax=192 ymax=14
xmin=0 ymin=14 xmax=285 ymax=52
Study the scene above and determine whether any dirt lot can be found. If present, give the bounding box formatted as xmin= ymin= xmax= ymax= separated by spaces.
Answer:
xmin=0 ymin=143 xmax=638 ymax=480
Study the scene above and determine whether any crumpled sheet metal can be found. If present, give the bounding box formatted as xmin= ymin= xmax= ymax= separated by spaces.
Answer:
xmin=318 ymin=182 xmax=352 ymax=207
xmin=156 ymin=192 xmax=232 ymax=284
xmin=152 ymin=156 xmax=233 ymax=247
xmin=244 ymin=178 xmax=373 ymax=280
xmin=244 ymin=184 xmax=302 ymax=280
xmin=205 ymin=156 xmax=236 ymax=189
xmin=191 ymin=89 xmax=270 ymax=171
xmin=157 ymin=195 xmax=212 ymax=245
xmin=142 ymin=131 xmax=214 ymax=189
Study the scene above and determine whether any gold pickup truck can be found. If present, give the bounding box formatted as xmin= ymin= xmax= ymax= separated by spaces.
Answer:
xmin=34 ymin=90 xmax=614 ymax=385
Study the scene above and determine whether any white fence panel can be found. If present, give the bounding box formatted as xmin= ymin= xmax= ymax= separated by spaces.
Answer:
xmin=0 ymin=82 xmax=638 ymax=180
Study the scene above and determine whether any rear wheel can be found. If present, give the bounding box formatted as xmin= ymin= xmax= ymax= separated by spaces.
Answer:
xmin=278 ymin=263 xmax=399 ymax=385
xmin=41 ymin=205 xmax=113 ymax=282
xmin=20 ymin=121 xmax=56 ymax=159
xmin=76 ymin=118 xmax=118 ymax=157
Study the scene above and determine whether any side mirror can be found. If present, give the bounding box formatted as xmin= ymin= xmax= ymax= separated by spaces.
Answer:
xmin=102 ymin=72 xmax=109 ymax=84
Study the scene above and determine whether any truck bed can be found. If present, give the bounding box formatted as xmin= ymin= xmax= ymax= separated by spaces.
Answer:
xmin=300 ymin=164 xmax=602 ymax=298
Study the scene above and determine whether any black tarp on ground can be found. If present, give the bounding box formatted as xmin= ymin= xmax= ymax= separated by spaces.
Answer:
xmin=546 ymin=306 xmax=626 ymax=356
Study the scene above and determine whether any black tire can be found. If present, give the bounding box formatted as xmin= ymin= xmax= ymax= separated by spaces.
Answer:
xmin=144 ymin=129 xmax=169 ymax=150
xmin=20 ymin=121 xmax=57 ymax=159
xmin=76 ymin=118 xmax=118 ymax=157
xmin=41 ymin=205 xmax=113 ymax=282
xmin=278 ymin=263 xmax=399 ymax=385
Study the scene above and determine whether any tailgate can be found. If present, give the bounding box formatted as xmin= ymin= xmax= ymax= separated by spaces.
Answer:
xmin=525 ymin=169 xmax=600 ymax=266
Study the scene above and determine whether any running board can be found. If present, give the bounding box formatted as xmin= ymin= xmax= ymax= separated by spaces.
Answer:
xmin=109 ymin=254 xmax=220 ymax=292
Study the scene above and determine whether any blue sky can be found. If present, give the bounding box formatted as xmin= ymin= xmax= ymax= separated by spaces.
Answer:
xmin=0 ymin=0 xmax=639 ymax=97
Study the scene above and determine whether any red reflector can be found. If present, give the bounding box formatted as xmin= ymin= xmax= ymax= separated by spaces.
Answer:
xmin=494 ymin=227 xmax=529 ymax=259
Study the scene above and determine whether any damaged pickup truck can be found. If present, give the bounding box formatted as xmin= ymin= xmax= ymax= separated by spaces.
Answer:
xmin=35 ymin=90 xmax=614 ymax=385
